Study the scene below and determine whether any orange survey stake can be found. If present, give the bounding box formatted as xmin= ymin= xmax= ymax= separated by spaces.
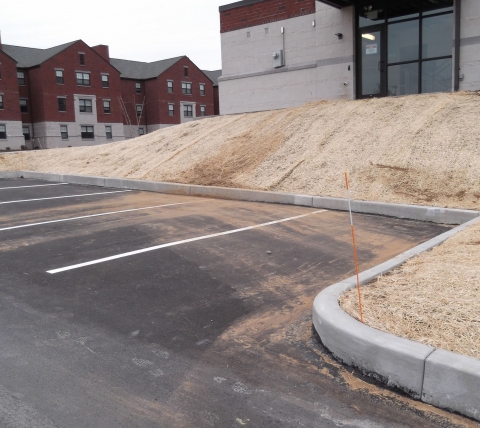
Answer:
xmin=344 ymin=172 xmax=364 ymax=323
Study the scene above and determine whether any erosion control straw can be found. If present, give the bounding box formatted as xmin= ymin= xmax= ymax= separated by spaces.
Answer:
xmin=345 ymin=172 xmax=364 ymax=323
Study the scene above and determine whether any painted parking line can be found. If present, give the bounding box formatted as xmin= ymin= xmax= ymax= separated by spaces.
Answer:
xmin=0 ymin=183 xmax=69 ymax=190
xmin=0 ymin=201 xmax=201 ymax=232
xmin=0 ymin=190 xmax=131 ymax=205
xmin=47 ymin=210 xmax=327 ymax=274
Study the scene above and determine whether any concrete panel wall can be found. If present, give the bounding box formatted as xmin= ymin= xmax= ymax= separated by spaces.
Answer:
xmin=219 ymin=3 xmax=356 ymax=114
xmin=0 ymin=120 xmax=24 ymax=150
xmin=459 ymin=0 xmax=480 ymax=91
xmin=34 ymin=121 xmax=124 ymax=148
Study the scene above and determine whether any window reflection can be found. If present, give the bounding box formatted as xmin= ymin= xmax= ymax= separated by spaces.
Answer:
xmin=388 ymin=20 xmax=419 ymax=64
xmin=422 ymin=14 xmax=454 ymax=59
xmin=388 ymin=63 xmax=419 ymax=96
xmin=422 ymin=58 xmax=452 ymax=93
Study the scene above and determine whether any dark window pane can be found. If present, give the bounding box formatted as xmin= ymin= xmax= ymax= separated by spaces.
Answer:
xmin=0 ymin=95 xmax=3 ymax=109
xmin=58 ymin=98 xmax=66 ymax=112
xmin=0 ymin=125 xmax=6 ymax=139
xmin=422 ymin=14 xmax=454 ymax=59
xmin=388 ymin=20 xmax=419 ymax=64
xmin=422 ymin=58 xmax=452 ymax=93
xmin=388 ymin=62 xmax=419 ymax=96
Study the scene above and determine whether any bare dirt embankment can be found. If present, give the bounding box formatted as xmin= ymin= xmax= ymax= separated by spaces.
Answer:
xmin=1 ymin=91 xmax=480 ymax=359
xmin=1 ymin=91 xmax=480 ymax=209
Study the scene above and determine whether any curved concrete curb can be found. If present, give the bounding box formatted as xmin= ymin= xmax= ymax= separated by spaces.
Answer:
xmin=313 ymin=215 xmax=480 ymax=421
xmin=1 ymin=170 xmax=478 ymax=225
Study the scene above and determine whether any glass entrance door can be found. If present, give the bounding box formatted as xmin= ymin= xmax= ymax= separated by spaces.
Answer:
xmin=358 ymin=25 xmax=386 ymax=98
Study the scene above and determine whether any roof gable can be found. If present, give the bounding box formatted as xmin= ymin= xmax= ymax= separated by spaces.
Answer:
xmin=202 ymin=69 xmax=222 ymax=87
xmin=2 ymin=40 xmax=78 ymax=68
xmin=110 ymin=56 xmax=185 ymax=80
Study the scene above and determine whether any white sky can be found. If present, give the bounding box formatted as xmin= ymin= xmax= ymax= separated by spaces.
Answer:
xmin=0 ymin=0 xmax=235 ymax=71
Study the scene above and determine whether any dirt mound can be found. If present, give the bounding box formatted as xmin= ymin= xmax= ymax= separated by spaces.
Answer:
xmin=1 ymin=91 xmax=480 ymax=209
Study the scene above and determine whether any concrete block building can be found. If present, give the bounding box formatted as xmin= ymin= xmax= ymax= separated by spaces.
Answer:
xmin=218 ymin=0 xmax=480 ymax=114
xmin=0 ymin=37 xmax=219 ymax=150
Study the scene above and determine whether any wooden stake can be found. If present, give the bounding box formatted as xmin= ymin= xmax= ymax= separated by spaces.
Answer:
xmin=345 ymin=172 xmax=364 ymax=323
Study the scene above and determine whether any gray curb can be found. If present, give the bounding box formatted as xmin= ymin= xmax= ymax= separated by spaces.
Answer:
xmin=2 ymin=170 xmax=480 ymax=420
xmin=1 ymin=170 xmax=478 ymax=225
xmin=313 ymin=215 xmax=480 ymax=421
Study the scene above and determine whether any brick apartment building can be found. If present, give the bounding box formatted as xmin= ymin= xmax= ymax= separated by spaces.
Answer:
xmin=0 ymin=36 xmax=220 ymax=150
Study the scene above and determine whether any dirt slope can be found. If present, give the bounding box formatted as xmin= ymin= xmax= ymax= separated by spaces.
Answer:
xmin=1 ymin=91 xmax=480 ymax=209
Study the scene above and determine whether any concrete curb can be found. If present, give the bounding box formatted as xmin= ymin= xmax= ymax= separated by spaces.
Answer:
xmin=2 ymin=169 xmax=480 ymax=419
xmin=313 ymin=215 xmax=480 ymax=421
xmin=1 ymin=170 xmax=477 ymax=225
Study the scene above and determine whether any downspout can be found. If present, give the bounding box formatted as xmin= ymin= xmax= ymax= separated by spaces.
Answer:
xmin=454 ymin=0 xmax=462 ymax=91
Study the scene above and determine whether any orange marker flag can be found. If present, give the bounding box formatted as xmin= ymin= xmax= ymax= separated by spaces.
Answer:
xmin=345 ymin=172 xmax=364 ymax=323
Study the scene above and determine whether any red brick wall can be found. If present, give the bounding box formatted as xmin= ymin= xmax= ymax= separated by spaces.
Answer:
xmin=0 ymin=51 xmax=22 ymax=122
xmin=118 ymin=57 xmax=215 ymax=127
xmin=154 ymin=57 xmax=214 ymax=125
xmin=26 ymin=40 xmax=123 ymax=125
xmin=118 ymin=79 xmax=148 ymax=128
xmin=220 ymin=0 xmax=316 ymax=33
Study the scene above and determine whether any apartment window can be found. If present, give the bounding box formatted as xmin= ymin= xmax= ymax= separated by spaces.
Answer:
xmin=167 ymin=80 xmax=173 ymax=93
xmin=184 ymin=66 xmax=188 ymax=77
xmin=200 ymin=105 xmax=206 ymax=117
xmin=136 ymin=104 xmax=143 ymax=117
xmin=22 ymin=126 xmax=30 ymax=141
xmin=20 ymin=99 xmax=28 ymax=113
xmin=138 ymin=128 xmax=145 ymax=136
xmin=0 ymin=124 xmax=6 ymax=139
xmin=76 ymin=72 xmax=90 ymax=86
xmin=58 ymin=97 xmax=67 ymax=112
xmin=79 ymin=53 xmax=85 ymax=66
xmin=102 ymin=74 xmax=109 ymax=88
xmin=0 ymin=65 xmax=2 ymax=80
xmin=168 ymin=104 xmax=174 ymax=116
xmin=183 ymin=104 xmax=193 ymax=117
xmin=81 ymin=125 xmax=94 ymax=139
xmin=0 ymin=95 xmax=3 ymax=109
xmin=182 ymin=82 xmax=192 ymax=94
xmin=79 ymin=99 xmax=93 ymax=113
xmin=60 ymin=125 xmax=68 ymax=140
xmin=103 ymin=100 xmax=111 ymax=114
xmin=56 ymin=70 xmax=64 ymax=84
xmin=135 ymin=82 xmax=141 ymax=94
xmin=199 ymin=84 xmax=205 ymax=96
xmin=17 ymin=71 xmax=25 ymax=85
xmin=105 ymin=125 xmax=112 ymax=139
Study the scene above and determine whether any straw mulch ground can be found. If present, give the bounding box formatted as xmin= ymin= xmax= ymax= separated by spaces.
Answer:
xmin=1 ymin=91 xmax=480 ymax=359
xmin=339 ymin=220 xmax=480 ymax=359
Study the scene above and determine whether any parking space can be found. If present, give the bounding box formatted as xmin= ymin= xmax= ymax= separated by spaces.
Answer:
xmin=0 ymin=178 xmax=465 ymax=428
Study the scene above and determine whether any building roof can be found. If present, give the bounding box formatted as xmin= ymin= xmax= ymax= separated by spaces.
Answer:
xmin=110 ymin=56 xmax=185 ymax=80
xmin=202 ymin=69 xmax=222 ymax=87
xmin=2 ymin=41 xmax=78 ymax=68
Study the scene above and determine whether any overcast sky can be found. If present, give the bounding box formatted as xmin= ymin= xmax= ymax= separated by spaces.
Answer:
xmin=0 ymin=0 xmax=233 ymax=71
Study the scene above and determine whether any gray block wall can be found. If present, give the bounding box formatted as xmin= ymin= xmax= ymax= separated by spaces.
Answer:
xmin=219 ymin=4 xmax=355 ymax=115
xmin=33 ymin=122 xmax=124 ymax=149
xmin=459 ymin=0 xmax=480 ymax=91
xmin=0 ymin=120 xmax=25 ymax=150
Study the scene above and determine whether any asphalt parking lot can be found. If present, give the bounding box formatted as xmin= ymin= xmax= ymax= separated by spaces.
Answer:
xmin=0 ymin=178 xmax=472 ymax=428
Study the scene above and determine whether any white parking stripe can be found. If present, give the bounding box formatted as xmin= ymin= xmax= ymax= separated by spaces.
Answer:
xmin=47 ymin=210 xmax=327 ymax=274
xmin=0 ymin=190 xmax=131 ymax=205
xmin=0 ymin=183 xmax=69 ymax=190
xmin=0 ymin=201 xmax=200 ymax=232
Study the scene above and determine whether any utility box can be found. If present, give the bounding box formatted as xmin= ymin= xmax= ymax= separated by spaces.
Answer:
xmin=272 ymin=50 xmax=284 ymax=68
